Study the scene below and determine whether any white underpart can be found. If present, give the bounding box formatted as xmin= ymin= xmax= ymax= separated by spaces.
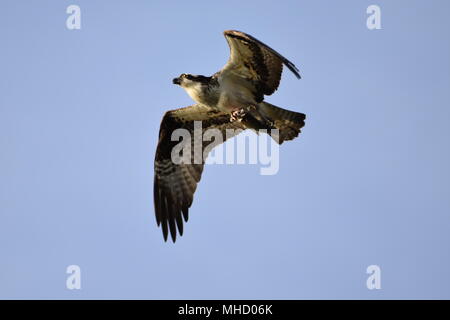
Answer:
xmin=216 ymin=72 xmax=255 ymax=113
xmin=180 ymin=75 xmax=256 ymax=113
xmin=181 ymin=80 xmax=204 ymax=104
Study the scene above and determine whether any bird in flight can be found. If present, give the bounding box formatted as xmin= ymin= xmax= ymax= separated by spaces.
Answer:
xmin=154 ymin=30 xmax=306 ymax=242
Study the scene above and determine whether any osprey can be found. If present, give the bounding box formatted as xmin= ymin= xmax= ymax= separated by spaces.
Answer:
xmin=154 ymin=30 xmax=306 ymax=242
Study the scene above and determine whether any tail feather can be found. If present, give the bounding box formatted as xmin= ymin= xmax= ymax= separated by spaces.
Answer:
xmin=256 ymin=102 xmax=306 ymax=144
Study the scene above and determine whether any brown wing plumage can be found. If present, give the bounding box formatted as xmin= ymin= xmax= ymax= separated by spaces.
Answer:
xmin=154 ymin=104 xmax=245 ymax=242
xmin=222 ymin=30 xmax=301 ymax=102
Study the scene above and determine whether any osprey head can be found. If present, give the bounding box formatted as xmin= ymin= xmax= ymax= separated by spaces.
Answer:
xmin=172 ymin=73 xmax=213 ymax=104
xmin=172 ymin=74 xmax=211 ymax=87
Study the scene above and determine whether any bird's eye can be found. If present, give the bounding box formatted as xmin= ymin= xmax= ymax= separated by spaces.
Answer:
xmin=185 ymin=74 xmax=193 ymax=80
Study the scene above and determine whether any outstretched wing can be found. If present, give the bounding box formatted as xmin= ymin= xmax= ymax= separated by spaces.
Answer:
xmin=222 ymin=30 xmax=301 ymax=102
xmin=154 ymin=104 xmax=246 ymax=242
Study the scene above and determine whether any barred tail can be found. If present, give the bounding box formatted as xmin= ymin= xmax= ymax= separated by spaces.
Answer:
xmin=257 ymin=102 xmax=306 ymax=144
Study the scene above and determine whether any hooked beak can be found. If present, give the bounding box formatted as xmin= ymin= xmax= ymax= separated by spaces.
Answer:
xmin=172 ymin=77 xmax=181 ymax=85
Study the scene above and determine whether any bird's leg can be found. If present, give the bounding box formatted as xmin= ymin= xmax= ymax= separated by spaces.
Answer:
xmin=229 ymin=105 xmax=257 ymax=122
xmin=230 ymin=108 xmax=247 ymax=122
xmin=230 ymin=105 xmax=275 ymax=129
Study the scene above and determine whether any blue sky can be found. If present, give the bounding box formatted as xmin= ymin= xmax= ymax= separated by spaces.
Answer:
xmin=1 ymin=0 xmax=449 ymax=299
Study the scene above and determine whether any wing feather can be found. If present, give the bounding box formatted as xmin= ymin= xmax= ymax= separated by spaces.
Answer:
xmin=154 ymin=104 xmax=245 ymax=242
xmin=222 ymin=30 xmax=300 ymax=100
